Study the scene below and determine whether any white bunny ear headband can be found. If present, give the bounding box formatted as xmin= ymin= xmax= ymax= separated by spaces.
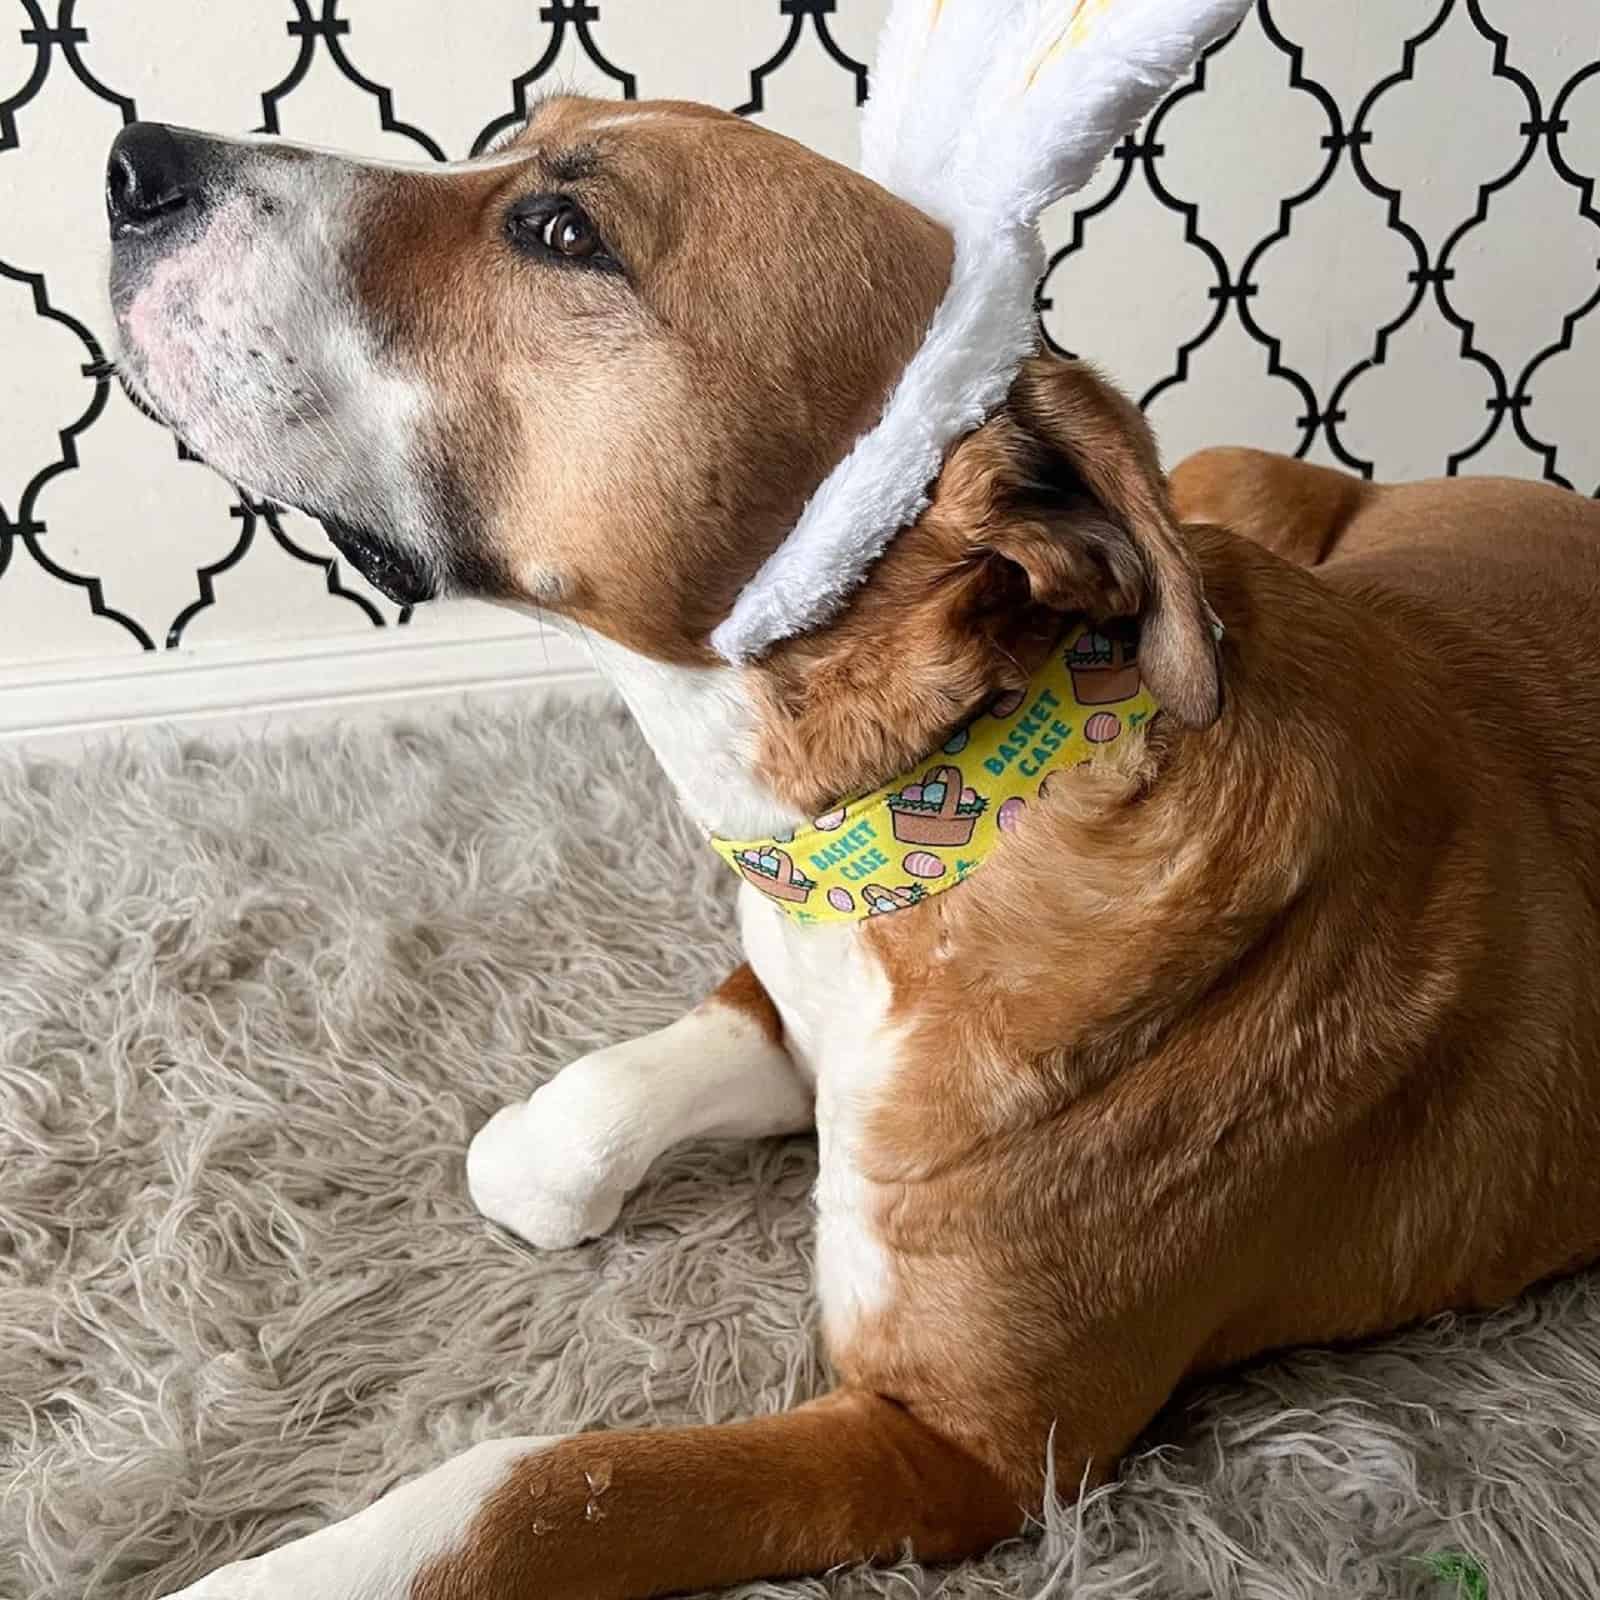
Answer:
xmin=710 ymin=0 xmax=1252 ymax=665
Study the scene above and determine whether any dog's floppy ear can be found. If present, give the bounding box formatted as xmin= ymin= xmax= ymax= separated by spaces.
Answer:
xmin=976 ymin=358 xmax=1222 ymax=730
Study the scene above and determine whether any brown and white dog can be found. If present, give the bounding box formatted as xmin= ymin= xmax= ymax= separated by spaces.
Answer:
xmin=105 ymin=98 xmax=1600 ymax=1599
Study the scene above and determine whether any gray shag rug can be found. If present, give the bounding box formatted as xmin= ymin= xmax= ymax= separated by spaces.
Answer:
xmin=3 ymin=697 xmax=1599 ymax=1600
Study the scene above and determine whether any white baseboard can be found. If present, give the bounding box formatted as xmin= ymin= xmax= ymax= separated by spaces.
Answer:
xmin=0 ymin=627 xmax=608 ymax=756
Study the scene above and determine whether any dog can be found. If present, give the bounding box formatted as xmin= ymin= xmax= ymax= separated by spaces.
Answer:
xmin=105 ymin=98 xmax=1600 ymax=1599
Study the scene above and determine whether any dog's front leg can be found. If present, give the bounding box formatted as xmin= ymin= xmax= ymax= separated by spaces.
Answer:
xmin=159 ymin=1437 xmax=555 ymax=1600
xmin=162 ymin=1390 xmax=1020 ymax=1600
xmin=467 ymin=965 xmax=811 ymax=1249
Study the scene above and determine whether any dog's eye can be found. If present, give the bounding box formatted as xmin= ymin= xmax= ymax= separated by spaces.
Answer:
xmin=506 ymin=197 xmax=619 ymax=273
xmin=543 ymin=206 xmax=596 ymax=258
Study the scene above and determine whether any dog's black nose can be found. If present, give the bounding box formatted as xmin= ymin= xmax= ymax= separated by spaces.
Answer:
xmin=106 ymin=122 xmax=194 ymax=235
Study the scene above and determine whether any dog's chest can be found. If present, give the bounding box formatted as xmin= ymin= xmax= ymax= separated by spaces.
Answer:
xmin=739 ymin=888 xmax=901 ymax=1345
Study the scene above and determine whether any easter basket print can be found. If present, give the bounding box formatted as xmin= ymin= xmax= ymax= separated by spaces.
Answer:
xmin=887 ymin=765 xmax=988 ymax=848
xmin=864 ymin=882 xmax=927 ymax=915
xmin=735 ymin=846 xmax=817 ymax=904
xmin=1067 ymin=623 xmax=1141 ymax=705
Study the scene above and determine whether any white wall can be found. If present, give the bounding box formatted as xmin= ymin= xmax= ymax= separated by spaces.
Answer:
xmin=2 ymin=0 xmax=1595 ymax=744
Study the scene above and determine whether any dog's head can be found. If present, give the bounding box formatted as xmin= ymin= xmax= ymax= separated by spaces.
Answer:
xmin=105 ymin=101 xmax=949 ymax=632
xmin=107 ymin=97 xmax=1217 ymax=818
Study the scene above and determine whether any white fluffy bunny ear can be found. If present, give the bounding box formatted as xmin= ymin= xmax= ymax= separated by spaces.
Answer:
xmin=711 ymin=0 xmax=1252 ymax=665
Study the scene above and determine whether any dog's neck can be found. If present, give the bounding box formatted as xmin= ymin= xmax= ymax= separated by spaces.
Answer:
xmin=578 ymin=629 xmax=804 ymax=840
xmin=709 ymin=620 xmax=1155 ymax=924
xmin=579 ymin=620 xmax=1157 ymax=924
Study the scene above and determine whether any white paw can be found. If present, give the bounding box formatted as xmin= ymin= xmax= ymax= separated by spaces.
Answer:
xmin=466 ymin=1088 xmax=637 ymax=1251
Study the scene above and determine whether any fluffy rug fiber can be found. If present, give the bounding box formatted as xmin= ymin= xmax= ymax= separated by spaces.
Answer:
xmin=3 ymin=697 xmax=1599 ymax=1600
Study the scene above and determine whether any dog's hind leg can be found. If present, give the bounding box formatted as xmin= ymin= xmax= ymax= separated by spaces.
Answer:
xmin=162 ymin=1388 xmax=1020 ymax=1600
xmin=467 ymin=964 xmax=812 ymax=1250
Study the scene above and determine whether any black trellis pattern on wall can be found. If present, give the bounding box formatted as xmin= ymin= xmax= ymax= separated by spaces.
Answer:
xmin=1 ymin=0 xmax=1596 ymax=656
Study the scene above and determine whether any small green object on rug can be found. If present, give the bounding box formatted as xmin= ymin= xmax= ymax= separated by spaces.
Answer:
xmin=1419 ymin=1550 xmax=1489 ymax=1598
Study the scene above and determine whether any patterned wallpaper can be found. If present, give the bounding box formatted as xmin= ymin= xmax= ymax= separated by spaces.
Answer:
xmin=1 ymin=1 xmax=1596 ymax=669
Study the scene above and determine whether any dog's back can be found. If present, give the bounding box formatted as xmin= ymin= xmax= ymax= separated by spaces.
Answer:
xmin=1176 ymin=452 xmax=1600 ymax=881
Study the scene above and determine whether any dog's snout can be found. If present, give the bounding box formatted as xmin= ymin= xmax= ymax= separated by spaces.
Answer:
xmin=106 ymin=122 xmax=195 ymax=236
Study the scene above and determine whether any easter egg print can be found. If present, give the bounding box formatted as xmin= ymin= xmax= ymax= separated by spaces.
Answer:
xmin=997 ymin=795 xmax=1026 ymax=832
xmin=902 ymin=851 xmax=946 ymax=879
xmin=827 ymin=887 xmax=855 ymax=913
xmin=814 ymin=808 xmax=846 ymax=831
xmin=1084 ymin=712 xmax=1122 ymax=743
xmin=989 ymin=688 xmax=1025 ymax=719
xmin=943 ymin=728 xmax=969 ymax=754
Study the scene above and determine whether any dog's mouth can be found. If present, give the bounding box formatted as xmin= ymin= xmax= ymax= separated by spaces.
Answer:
xmin=321 ymin=517 xmax=437 ymax=606
xmin=113 ymin=353 xmax=437 ymax=608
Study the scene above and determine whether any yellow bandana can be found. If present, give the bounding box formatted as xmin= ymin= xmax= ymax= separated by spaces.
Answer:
xmin=710 ymin=620 xmax=1159 ymax=924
